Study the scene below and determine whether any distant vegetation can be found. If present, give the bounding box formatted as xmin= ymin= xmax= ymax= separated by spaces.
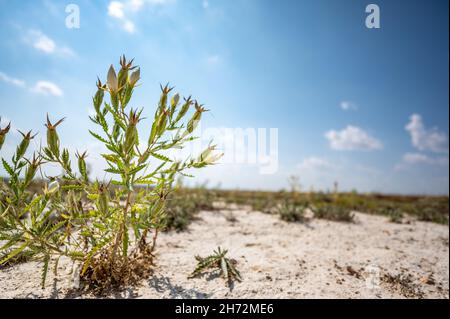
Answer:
xmin=116 ymin=186 xmax=450 ymax=227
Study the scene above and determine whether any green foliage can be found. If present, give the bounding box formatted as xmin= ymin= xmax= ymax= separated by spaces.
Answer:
xmin=208 ymin=189 xmax=448 ymax=225
xmin=189 ymin=247 xmax=242 ymax=287
xmin=164 ymin=195 xmax=198 ymax=231
xmin=276 ymin=200 xmax=308 ymax=223
xmin=164 ymin=182 xmax=217 ymax=231
xmin=312 ymin=204 xmax=355 ymax=222
xmin=378 ymin=206 xmax=404 ymax=224
xmin=0 ymin=56 xmax=222 ymax=291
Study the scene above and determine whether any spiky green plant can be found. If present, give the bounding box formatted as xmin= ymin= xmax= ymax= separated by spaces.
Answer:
xmin=0 ymin=56 xmax=222 ymax=291
xmin=313 ymin=204 xmax=354 ymax=222
xmin=277 ymin=200 xmax=308 ymax=222
xmin=189 ymin=247 xmax=242 ymax=287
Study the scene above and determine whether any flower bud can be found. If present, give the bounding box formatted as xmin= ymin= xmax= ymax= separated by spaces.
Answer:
xmin=124 ymin=109 xmax=140 ymax=153
xmin=170 ymin=93 xmax=180 ymax=117
xmin=24 ymin=154 xmax=41 ymax=187
xmin=129 ymin=68 xmax=140 ymax=87
xmin=157 ymin=109 xmax=169 ymax=136
xmin=186 ymin=102 xmax=207 ymax=134
xmin=107 ymin=65 xmax=118 ymax=92
xmin=174 ymin=96 xmax=192 ymax=123
xmin=93 ymin=78 xmax=106 ymax=113
xmin=45 ymin=115 xmax=65 ymax=158
xmin=118 ymin=69 xmax=128 ymax=93
xmin=16 ymin=130 xmax=37 ymax=161
xmin=96 ymin=183 xmax=109 ymax=214
xmin=199 ymin=144 xmax=223 ymax=165
xmin=76 ymin=151 xmax=88 ymax=182
xmin=0 ymin=120 xmax=11 ymax=150
xmin=158 ymin=84 xmax=173 ymax=112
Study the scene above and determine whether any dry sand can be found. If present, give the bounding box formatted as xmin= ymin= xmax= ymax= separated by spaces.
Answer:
xmin=0 ymin=208 xmax=448 ymax=299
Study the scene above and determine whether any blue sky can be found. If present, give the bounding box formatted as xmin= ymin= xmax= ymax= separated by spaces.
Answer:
xmin=0 ymin=0 xmax=448 ymax=194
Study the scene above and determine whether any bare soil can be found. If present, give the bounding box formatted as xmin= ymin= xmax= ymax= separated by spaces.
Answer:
xmin=0 ymin=209 xmax=448 ymax=299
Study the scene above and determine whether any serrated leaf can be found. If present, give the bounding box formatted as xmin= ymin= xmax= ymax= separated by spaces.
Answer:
xmin=0 ymin=241 xmax=28 ymax=266
xmin=1 ymin=159 xmax=14 ymax=176
xmin=89 ymin=130 xmax=109 ymax=144
xmin=150 ymin=152 xmax=172 ymax=162
xmin=104 ymin=167 xmax=122 ymax=174
xmin=61 ymin=184 xmax=84 ymax=191
xmin=128 ymin=164 xmax=146 ymax=175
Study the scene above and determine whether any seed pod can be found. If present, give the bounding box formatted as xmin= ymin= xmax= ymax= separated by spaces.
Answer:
xmin=45 ymin=115 xmax=65 ymax=158
xmin=76 ymin=151 xmax=88 ymax=182
xmin=186 ymin=102 xmax=206 ymax=134
xmin=124 ymin=125 xmax=138 ymax=154
xmin=158 ymin=84 xmax=173 ymax=114
xmin=96 ymin=183 xmax=109 ymax=215
xmin=170 ymin=93 xmax=180 ymax=117
xmin=157 ymin=109 xmax=169 ymax=136
xmin=93 ymin=78 xmax=106 ymax=113
xmin=24 ymin=154 xmax=41 ymax=187
xmin=124 ymin=109 xmax=140 ymax=153
xmin=0 ymin=120 xmax=11 ymax=150
xmin=117 ymin=68 xmax=128 ymax=93
xmin=148 ymin=121 xmax=158 ymax=145
xmin=15 ymin=130 xmax=37 ymax=161
xmin=174 ymin=96 xmax=192 ymax=123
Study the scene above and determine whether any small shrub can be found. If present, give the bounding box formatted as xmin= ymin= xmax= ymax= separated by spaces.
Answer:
xmin=0 ymin=56 xmax=222 ymax=291
xmin=313 ymin=204 xmax=354 ymax=222
xmin=164 ymin=195 xmax=198 ymax=231
xmin=411 ymin=199 xmax=449 ymax=224
xmin=250 ymin=197 xmax=273 ymax=214
xmin=164 ymin=186 xmax=217 ymax=231
xmin=189 ymin=246 xmax=242 ymax=287
xmin=387 ymin=208 xmax=404 ymax=224
xmin=277 ymin=200 xmax=308 ymax=223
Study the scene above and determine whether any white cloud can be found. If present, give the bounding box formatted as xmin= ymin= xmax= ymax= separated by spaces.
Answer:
xmin=108 ymin=1 xmax=125 ymax=18
xmin=123 ymin=20 xmax=136 ymax=33
xmin=340 ymin=101 xmax=357 ymax=111
xmin=26 ymin=30 xmax=75 ymax=57
xmin=297 ymin=157 xmax=333 ymax=171
xmin=31 ymin=30 xmax=55 ymax=53
xmin=405 ymin=114 xmax=448 ymax=153
xmin=396 ymin=153 xmax=449 ymax=170
xmin=1 ymin=72 xmax=64 ymax=98
xmin=402 ymin=153 xmax=432 ymax=164
xmin=108 ymin=0 xmax=173 ymax=33
xmin=325 ymin=125 xmax=383 ymax=151
xmin=30 ymin=81 xmax=63 ymax=97
xmin=130 ymin=0 xmax=145 ymax=11
xmin=0 ymin=72 xmax=26 ymax=87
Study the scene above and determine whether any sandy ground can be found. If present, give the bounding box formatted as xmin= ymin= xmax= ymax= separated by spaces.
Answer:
xmin=0 ymin=208 xmax=448 ymax=299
